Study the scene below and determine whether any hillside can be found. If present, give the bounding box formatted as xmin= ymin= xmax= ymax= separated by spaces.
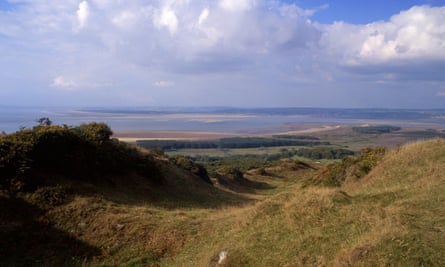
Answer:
xmin=1 ymin=126 xmax=444 ymax=266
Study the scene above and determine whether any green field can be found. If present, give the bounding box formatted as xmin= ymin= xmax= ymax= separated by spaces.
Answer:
xmin=155 ymin=125 xmax=445 ymax=162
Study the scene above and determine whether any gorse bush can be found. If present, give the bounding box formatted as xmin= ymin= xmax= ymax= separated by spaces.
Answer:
xmin=316 ymin=147 xmax=387 ymax=186
xmin=172 ymin=156 xmax=212 ymax=184
xmin=73 ymin=122 xmax=113 ymax=145
xmin=0 ymin=122 xmax=162 ymax=194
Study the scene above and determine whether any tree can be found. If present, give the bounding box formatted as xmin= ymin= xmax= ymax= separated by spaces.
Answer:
xmin=36 ymin=117 xmax=52 ymax=127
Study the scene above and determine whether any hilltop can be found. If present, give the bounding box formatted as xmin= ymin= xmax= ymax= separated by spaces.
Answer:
xmin=1 ymin=124 xmax=444 ymax=266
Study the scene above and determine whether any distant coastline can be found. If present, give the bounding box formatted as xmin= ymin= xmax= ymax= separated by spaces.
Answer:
xmin=1 ymin=106 xmax=445 ymax=134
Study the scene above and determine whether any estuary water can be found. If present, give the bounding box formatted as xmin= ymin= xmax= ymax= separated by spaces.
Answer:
xmin=1 ymin=106 xmax=444 ymax=134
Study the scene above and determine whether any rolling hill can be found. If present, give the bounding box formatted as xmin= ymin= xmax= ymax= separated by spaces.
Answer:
xmin=1 ymin=125 xmax=444 ymax=266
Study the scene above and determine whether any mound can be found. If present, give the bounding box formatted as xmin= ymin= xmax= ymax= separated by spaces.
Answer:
xmin=338 ymin=139 xmax=445 ymax=266
xmin=1 ymin=132 xmax=444 ymax=266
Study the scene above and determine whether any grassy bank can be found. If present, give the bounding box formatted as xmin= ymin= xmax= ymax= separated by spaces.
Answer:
xmin=1 ymin=124 xmax=444 ymax=266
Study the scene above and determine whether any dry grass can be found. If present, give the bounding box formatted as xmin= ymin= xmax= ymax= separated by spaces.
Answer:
xmin=2 ymin=139 xmax=445 ymax=266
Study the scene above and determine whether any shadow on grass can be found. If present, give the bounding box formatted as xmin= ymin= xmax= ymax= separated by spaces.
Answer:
xmin=67 ymin=172 xmax=258 ymax=210
xmin=216 ymin=175 xmax=276 ymax=194
xmin=0 ymin=195 xmax=101 ymax=266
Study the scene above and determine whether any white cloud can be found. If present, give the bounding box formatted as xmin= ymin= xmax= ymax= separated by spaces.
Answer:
xmin=322 ymin=6 xmax=445 ymax=66
xmin=219 ymin=0 xmax=257 ymax=12
xmin=112 ymin=10 xmax=138 ymax=28
xmin=51 ymin=76 xmax=77 ymax=89
xmin=1 ymin=1 xmax=445 ymax=108
xmin=437 ymin=91 xmax=445 ymax=97
xmin=77 ymin=1 xmax=90 ymax=30
xmin=154 ymin=81 xmax=175 ymax=87
xmin=198 ymin=8 xmax=209 ymax=25
xmin=154 ymin=6 xmax=178 ymax=35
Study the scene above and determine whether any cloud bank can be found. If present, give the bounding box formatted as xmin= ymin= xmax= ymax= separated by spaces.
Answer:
xmin=0 ymin=1 xmax=444 ymax=108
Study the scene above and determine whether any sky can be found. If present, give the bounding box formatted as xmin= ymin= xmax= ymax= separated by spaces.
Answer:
xmin=1 ymin=0 xmax=445 ymax=108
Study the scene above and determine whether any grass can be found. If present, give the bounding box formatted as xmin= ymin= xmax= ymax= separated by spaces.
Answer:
xmin=2 ymin=139 xmax=445 ymax=266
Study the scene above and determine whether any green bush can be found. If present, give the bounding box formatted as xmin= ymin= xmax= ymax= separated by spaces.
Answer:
xmin=73 ymin=122 xmax=113 ymax=145
xmin=0 ymin=122 xmax=163 ymax=194
xmin=317 ymin=147 xmax=387 ymax=186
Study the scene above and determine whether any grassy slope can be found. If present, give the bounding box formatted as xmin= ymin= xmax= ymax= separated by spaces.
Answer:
xmin=2 ymin=140 xmax=445 ymax=266
xmin=167 ymin=140 xmax=445 ymax=266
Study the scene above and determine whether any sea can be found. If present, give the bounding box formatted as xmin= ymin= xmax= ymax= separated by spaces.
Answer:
xmin=1 ymin=106 xmax=445 ymax=134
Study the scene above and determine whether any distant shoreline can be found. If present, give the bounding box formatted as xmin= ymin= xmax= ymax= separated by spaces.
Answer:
xmin=113 ymin=130 xmax=238 ymax=142
xmin=2 ymin=107 xmax=445 ymax=134
xmin=113 ymin=125 xmax=343 ymax=142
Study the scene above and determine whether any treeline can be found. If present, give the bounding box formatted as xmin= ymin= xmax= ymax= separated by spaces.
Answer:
xmin=137 ymin=137 xmax=329 ymax=150
xmin=138 ymin=140 xmax=219 ymax=149
xmin=182 ymin=147 xmax=355 ymax=163
xmin=0 ymin=122 xmax=162 ymax=194
xmin=352 ymin=125 xmax=401 ymax=134
xmin=294 ymin=147 xmax=355 ymax=160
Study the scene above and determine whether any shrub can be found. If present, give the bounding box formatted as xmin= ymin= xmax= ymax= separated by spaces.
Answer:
xmin=173 ymin=156 xmax=211 ymax=184
xmin=316 ymin=147 xmax=387 ymax=186
xmin=28 ymin=185 xmax=72 ymax=209
xmin=216 ymin=167 xmax=244 ymax=182
xmin=73 ymin=122 xmax=113 ymax=145
xmin=0 ymin=122 xmax=163 ymax=194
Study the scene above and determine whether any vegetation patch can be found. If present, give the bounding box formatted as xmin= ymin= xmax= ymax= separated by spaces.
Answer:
xmin=177 ymin=147 xmax=355 ymax=164
xmin=171 ymin=156 xmax=212 ymax=184
xmin=26 ymin=185 xmax=72 ymax=209
xmin=314 ymin=147 xmax=387 ymax=186
xmin=352 ymin=125 xmax=401 ymax=134
xmin=136 ymin=136 xmax=329 ymax=150
xmin=0 ymin=121 xmax=163 ymax=195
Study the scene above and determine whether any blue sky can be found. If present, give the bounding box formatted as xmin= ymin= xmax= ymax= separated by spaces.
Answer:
xmin=1 ymin=0 xmax=445 ymax=108
xmin=294 ymin=0 xmax=445 ymax=23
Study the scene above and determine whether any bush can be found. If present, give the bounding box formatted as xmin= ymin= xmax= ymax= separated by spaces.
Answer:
xmin=316 ymin=147 xmax=387 ymax=186
xmin=216 ymin=167 xmax=244 ymax=182
xmin=28 ymin=185 xmax=72 ymax=209
xmin=73 ymin=122 xmax=113 ymax=145
xmin=0 ymin=122 xmax=163 ymax=194
xmin=173 ymin=156 xmax=211 ymax=184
